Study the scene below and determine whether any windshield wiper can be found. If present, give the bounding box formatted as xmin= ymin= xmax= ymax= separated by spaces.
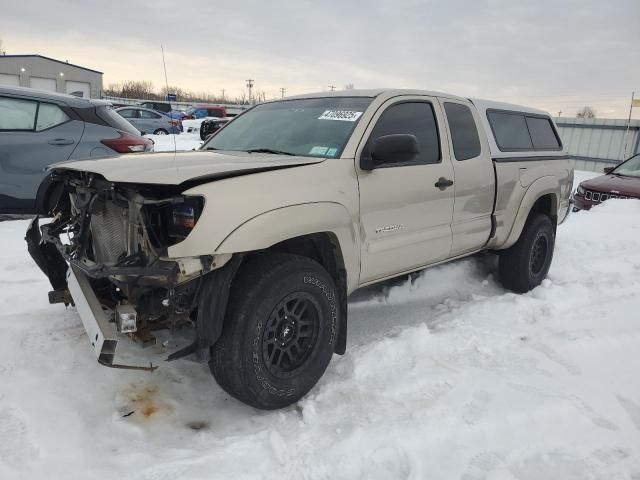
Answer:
xmin=245 ymin=148 xmax=296 ymax=156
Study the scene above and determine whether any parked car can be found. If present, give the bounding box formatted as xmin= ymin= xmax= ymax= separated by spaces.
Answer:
xmin=199 ymin=117 xmax=230 ymax=140
xmin=0 ymin=86 xmax=153 ymax=214
xmin=139 ymin=101 xmax=172 ymax=113
xmin=115 ymin=106 xmax=182 ymax=135
xmin=27 ymin=89 xmax=572 ymax=410
xmin=183 ymin=104 xmax=226 ymax=119
xmin=573 ymin=153 xmax=640 ymax=211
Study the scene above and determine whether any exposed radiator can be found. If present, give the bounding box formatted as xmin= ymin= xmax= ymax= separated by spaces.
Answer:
xmin=90 ymin=200 xmax=128 ymax=265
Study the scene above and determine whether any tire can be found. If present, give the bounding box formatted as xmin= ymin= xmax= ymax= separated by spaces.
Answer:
xmin=210 ymin=253 xmax=339 ymax=409
xmin=153 ymin=128 xmax=169 ymax=135
xmin=498 ymin=213 xmax=555 ymax=293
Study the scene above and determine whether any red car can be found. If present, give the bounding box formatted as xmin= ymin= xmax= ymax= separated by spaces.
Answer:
xmin=573 ymin=153 xmax=640 ymax=211
xmin=182 ymin=104 xmax=226 ymax=119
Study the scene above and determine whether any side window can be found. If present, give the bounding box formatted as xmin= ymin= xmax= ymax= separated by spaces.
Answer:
xmin=0 ymin=97 xmax=37 ymax=130
xmin=363 ymin=102 xmax=440 ymax=166
xmin=444 ymin=102 xmax=481 ymax=160
xmin=525 ymin=116 xmax=561 ymax=150
xmin=36 ymin=103 xmax=70 ymax=131
xmin=487 ymin=111 xmax=533 ymax=151
xmin=140 ymin=110 xmax=160 ymax=119
xmin=118 ymin=109 xmax=136 ymax=119
xmin=196 ymin=109 xmax=208 ymax=118
xmin=208 ymin=108 xmax=223 ymax=118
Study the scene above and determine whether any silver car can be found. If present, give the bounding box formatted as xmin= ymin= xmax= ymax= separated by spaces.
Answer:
xmin=115 ymin=106 xmax=181 ymax=135
xmin=0 ymin=86 xmax=153 ymax=214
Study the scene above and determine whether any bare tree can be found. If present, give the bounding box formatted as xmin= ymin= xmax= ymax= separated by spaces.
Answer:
xmin=0 ymin=38 xmax=6 ymax=55
xmin=344 ymin=83 xmax=355 ymax=90
xmin=103 ymin=79 xmax=239 ymax=104
xmin=576 ymin=106 xmax=596 ymax=119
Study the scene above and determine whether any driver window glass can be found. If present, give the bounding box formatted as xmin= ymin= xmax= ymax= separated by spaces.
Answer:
xmin=363 ymin=102 xmax=440 ymax=166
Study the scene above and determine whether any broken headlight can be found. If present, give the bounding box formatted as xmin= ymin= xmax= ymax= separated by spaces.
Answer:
xmin=145 ymin=196 xmax=204 ymax=248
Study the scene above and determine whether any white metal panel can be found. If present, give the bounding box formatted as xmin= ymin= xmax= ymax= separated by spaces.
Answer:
xmin=65 ymin=80 xmax=90 ymax=98
xmin=0 ymin=73 xmax=19 ymax=86
xmin=29 ymin=76 xmax=56 ymax=92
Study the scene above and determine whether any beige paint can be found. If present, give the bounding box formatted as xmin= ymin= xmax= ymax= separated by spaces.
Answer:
xmin=56 ymin=89 xmax=572 ymax=294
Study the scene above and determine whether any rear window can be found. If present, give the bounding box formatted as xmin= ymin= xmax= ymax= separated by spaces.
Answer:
xmin=525 ymin=116 xmax=561 ymax=149
xmin=487 ymin=110 xmax=561 ymax=152
xmin=36 ymin=103 xmax=70 ymax=131
xmin=487 ymin=111 xmax=533 ymax=151
xmin=98 ymin=106 xmax=141 ymax=135
xmin=444 ymin=102 xmax=481 ymax=160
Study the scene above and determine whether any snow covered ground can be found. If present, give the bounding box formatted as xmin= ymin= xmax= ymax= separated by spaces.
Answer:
xmin=1 ymin=161 xmax=640 ymax=478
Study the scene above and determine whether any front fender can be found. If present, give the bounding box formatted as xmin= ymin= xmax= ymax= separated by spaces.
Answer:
xmin=215 ymin=202 xmax=360 ymax=293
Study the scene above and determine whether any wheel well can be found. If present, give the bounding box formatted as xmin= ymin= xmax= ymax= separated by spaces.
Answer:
xmin=530 ymin=194 xmax=557 ymax=227
xmin=267 ymin=232 xmax=348 ymax=354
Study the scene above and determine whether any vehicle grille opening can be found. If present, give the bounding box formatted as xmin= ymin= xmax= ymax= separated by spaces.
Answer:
xmin=90 ymin=200 xmax=128 ymax=265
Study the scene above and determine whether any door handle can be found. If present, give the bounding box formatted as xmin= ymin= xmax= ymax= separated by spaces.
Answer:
xmin=434 ymin=177 xmax=454 ymax=190
xmin=48 ymin=138 xmax=75 ymax=146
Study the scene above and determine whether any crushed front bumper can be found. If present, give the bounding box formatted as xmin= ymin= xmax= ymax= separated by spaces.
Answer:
xmin=66 ymin=265 xmax=157 ymax=371
xmin=66 ymin=265 xmax=118 ymax=366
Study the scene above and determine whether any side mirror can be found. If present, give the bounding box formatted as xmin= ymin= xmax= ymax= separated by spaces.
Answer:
xmin=603 ymin=166 xmax=615 ymax=174
xmin=362 ymin=134 xmax=419 ymax=170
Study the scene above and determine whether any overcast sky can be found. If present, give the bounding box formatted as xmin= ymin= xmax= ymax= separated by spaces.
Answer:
xmin=2 ymin=0 xmax=639 ymax=117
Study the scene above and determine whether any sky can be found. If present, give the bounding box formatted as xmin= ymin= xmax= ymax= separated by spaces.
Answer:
xmin=2 ymin=0 xmax=639 ymax=117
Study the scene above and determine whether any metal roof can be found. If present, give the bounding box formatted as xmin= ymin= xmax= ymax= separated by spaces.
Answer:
xmin=0 ymin=54 xmax=103 ymax=74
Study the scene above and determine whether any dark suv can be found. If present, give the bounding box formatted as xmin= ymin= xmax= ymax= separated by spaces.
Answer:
xmin=0 ymin=86 xmax=153 ymax=214
xmin=573 ymin=153 xmax=640 ymax=211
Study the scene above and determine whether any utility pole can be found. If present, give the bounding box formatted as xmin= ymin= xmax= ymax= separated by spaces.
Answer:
xmin=328 ymin=85 xmax=336 ymax=91
xmin=220 ymin=89 xmax=225 ymax=101
xmin=246 ymin=79 xmax=254 ymax=104
xmin=557 ymin=110 xmax=562 ymax=118
xmin=280 ymin=87 xmax=286 ymax=98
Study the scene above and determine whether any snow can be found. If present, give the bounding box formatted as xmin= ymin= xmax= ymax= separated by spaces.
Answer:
xmin=146 ymin=132 xmax=203 ymax=152
xmin=1 ymin=174 xmax=640 ymax=479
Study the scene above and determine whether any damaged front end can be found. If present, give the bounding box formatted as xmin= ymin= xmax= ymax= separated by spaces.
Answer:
xmin=27 ymin=170 xmax=233 ymax=370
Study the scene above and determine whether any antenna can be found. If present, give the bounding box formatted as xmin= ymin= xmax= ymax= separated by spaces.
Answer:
xmin=161 ymin=45 xmax=177 ymax=153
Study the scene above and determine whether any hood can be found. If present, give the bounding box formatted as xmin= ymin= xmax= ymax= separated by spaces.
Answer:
xmin=582 ymin=173 xmax=640 ymax=197
xmin=51 ymin=150 xmax=326 ymax=185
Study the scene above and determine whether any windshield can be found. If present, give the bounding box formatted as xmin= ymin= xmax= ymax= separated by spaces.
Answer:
xmin=613 ymin=153 xmax=640 ymax=178
xmin=201 ymin=97 xmax=372 ymax=158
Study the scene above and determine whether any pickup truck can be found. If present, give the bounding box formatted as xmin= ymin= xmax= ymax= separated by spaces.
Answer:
xmin=27 ymin=89 xmax=573 ymax=410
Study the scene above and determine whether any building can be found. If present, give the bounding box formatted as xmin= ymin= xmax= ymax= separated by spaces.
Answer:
xmin=556 ymin=117 xmax=640 ymax=172
xmin=0 ymin=54 xmax=103 ymax=99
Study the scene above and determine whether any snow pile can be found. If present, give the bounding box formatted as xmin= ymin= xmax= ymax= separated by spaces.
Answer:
xmin=1 ymin=194 xmax=640 ymax=478
xmin=146 ymin=132 xmax=203 ymax=152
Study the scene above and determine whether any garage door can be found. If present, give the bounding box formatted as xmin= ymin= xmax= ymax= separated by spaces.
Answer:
xmin=30 ymin=77 xmax=57 ymax=92
xmin=65 ymin=81 xmax=91 ymax=99
xmin=0 ymin=74 xmax=20 ymax=86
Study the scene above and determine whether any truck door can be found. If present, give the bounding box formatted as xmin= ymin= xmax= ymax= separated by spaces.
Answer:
xmin=356 ymin=97 xmax=455 ymax=284
xmin=440 ymin=99 xmax=495 ymax=256
xmin=0 ymin=97 xmax=83 ymax=214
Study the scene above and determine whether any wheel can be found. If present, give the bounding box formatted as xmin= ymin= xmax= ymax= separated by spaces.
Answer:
xmin=210 ymin=253 xmax=339 ymax=409
xmin=153 ymin=128 xmax=169 ymax=135
xmin=498 ymin=213 xmax=555 ymax=293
